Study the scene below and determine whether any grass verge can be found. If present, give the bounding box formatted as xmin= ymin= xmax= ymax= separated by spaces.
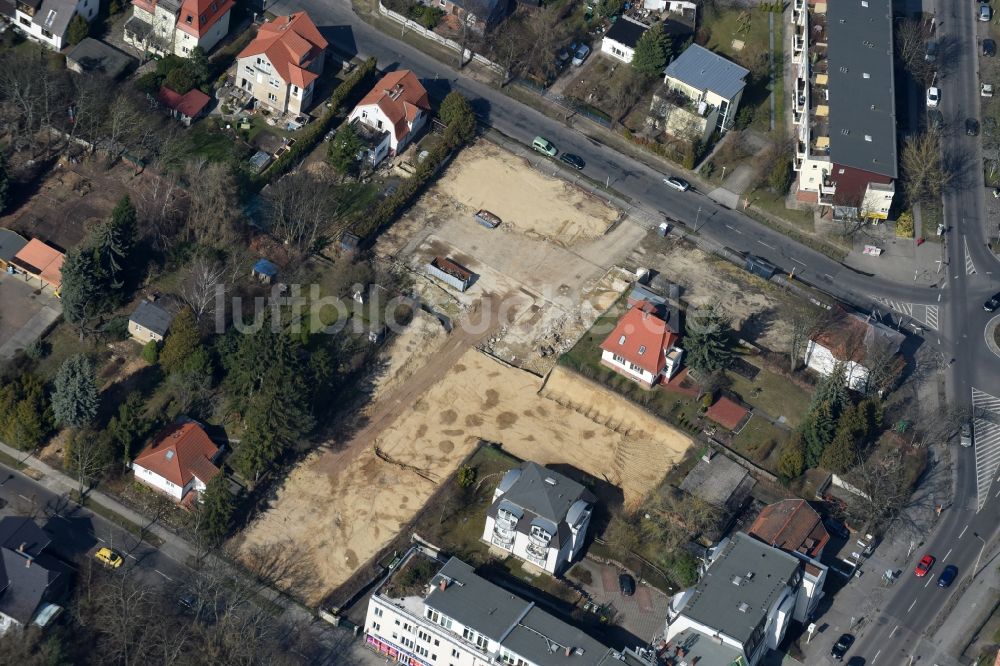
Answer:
xmin=70 ymin=491 xmax=166 ymax=548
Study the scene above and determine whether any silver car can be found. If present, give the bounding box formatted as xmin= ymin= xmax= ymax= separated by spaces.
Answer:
xmin=980 ymin=4 xmax=991 ymax=21
xmin=961 ymin=422 xmax=973 ymax=447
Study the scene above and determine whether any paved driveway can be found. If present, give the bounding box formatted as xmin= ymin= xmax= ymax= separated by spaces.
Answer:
xmin=0 ymin=271 xmax=61 ymax=360
xmin=572 ymin=558 xmax=669 ymax=644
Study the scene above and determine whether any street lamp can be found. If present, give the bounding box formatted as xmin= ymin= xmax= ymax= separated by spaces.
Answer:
xmin=695 ymin=206 xmax=703 ymax=231
xmin=973 ymin=532 xmax=987 ymax=578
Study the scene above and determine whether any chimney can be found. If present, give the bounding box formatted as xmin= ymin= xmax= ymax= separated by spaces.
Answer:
xmin=17 ymin=542 xmax=26 ymax=553
xmin=564 ymin=646 xmax=572 ymax=657
xmin=438 ymin=579 xmax=448 ymax=592
xmin=25 ymin=556 xmax=32 ymax=568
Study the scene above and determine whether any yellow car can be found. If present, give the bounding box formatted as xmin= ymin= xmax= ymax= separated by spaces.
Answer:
xmin=95 ymin=547 xmax=124 ymax=569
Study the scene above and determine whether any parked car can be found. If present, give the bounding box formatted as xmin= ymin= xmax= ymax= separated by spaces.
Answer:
xmin=560 ymin=153 xmax=585 ymax=169
xmin=95 ymin=547 xmax=124 ymax=569
xmin=663 ymin=176 xmax=690 ymax=191
xmin=985 ymin=38 xmax=997 ymax=56
xmin=847 ymin=658 xmax=866 ymax=666
xmin=984 ymin=292 xmax=1000 ymax=311
xmin=618 ymin=573 xmax=636 ymax=596
xmin=980 ymin=4 xmax=992 ymax=21
xmin=925 ymin=40 xmax=939 ymax=62
xmin=961 ymin=421 xmax=973 ymax=447
xmin=572 ymin=44 xmax=591 ymax=66
xmin=926 ymin=86 xmax=940 ymax=108
xmin=968 ymin=118 xmax=981 ymax=135
xmin=831 ymin=633 xmax=855 ymax=661
xmin=984 ymin=83 xmax=995 ymax=97
xmin=938 ymin=564 xmax=959 ymax=588
xmin=914 ymin=554 xmax=935 ymax=577
xmin=532 ymin=136 xmax=557 ymax=156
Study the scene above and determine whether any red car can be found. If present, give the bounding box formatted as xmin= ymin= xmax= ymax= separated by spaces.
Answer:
xmin=914 ymin=554 xmax=935 ymax=577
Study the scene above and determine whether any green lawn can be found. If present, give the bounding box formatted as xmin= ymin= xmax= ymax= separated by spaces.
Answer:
xmin=751 ymin=189 xmax=815 ymax=232
xmin=726 ymin=363 xmax=812 ymax=428
xmin=729 ymin=416 xmax=787 ymax=472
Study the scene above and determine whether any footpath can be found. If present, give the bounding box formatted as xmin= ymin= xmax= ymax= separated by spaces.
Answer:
xmin=0 ymin=440 xmax=383 ymax=665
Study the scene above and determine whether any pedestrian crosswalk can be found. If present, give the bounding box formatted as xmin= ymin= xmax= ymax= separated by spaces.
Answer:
xmin=966 ymin=238 xmax=977 ymax=275
xmin=871 ymin=298 xmax=940 ymax=332
xmin=972 ymin=387 xmax=1000 ymax=511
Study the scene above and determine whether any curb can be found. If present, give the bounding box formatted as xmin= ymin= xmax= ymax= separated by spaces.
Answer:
xmin=985 ymin=314 xmax=1000 ymax=359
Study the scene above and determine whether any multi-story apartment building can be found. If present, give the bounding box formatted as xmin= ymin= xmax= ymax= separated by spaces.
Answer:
xmin=123 ymin=0 xmax=233 ymax=57
xmin=481 ymin=462 xmax=594 ymax=575
xmin=235 ymin=11 xmax=327 ymax=116
xmin=364 ymin=549 xmax=622 ymax=666
xmin=665 ymin=532 xmax=814 ymax=666
xmin=790 ymin=0 xmax=897 ymax=220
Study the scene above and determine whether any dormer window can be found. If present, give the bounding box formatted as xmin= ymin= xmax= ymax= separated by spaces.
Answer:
xmin=199 ymin=13 xmax=206 ymax=23
xmin=210 ymin=1 xmax=216 ymax=9
xmin=185 ymin=14 xmax=192 ymax=23
xmin=638 ymin=345 xmax=646 ymax=355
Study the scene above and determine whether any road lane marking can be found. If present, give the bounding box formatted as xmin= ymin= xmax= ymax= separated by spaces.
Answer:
xmin=907 ymin=599 xmax=917 ymax=613
xmin=890 ymin=625 xmax=900 ymax=638
xmin=791 ymin=257 xmax=806 ymax=265
xmin=17 ymin=494 xmax=30 ymax=502
xmin=757 ymin=240 xmax=775 ymax=249
xmin=724 ymin=224 xmax=742 ymax=234
xmin=154 ymin=569 xmax=173 ymax=581
xmin=873 ymin=649 xmax=881 ymax=663
xmin=824 ymin=273 xmax=834 ymax=279
xmin=960 ymin=525 xmax=969 ymax=539
xmin=924 ymin=578 xmax=932 ymax=588
xmin=127 ymin=553 xmax=137 ymax=560
xmin=96 ymin=536 xmax=105 ymax=542
xmin=944 ymin=548 xmax=953 ymax=561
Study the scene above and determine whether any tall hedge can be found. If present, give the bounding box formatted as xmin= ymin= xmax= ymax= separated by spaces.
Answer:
xmin=253 ymin=58 xmax=377 ymax=189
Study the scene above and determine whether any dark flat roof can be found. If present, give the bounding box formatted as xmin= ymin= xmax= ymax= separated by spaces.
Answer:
xmin=826 ymin=0 xmax=898 ymax=178
xmin=66 ymin=38 xmax=135 ymax=79
xmin=605 ymin=16 xmax=648 ymax=49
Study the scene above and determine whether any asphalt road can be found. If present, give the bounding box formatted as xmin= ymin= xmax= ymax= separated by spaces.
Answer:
xmin=0 ymin=463 xmax=187 ymax=588
xmin=263 ymin=0 xmax=1000 ymax=660
xmin=849 ymin=0 xmax=1000 ymax=662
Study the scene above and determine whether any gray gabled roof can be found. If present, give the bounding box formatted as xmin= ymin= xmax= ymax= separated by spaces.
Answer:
xmin=426 ymin=558 xmax=532 ymax=642
xmin=664 ymin=44 xmax=749 ymax=101
xmin=0 ymin=518 xmax=69 ymax=626
xmin=66 ymin=38 xmax=135 ymax=79
xmin=0 ymin=229 xmax=28 ymax=263
xmin=33 ymin=0 xmax=77 ymax=40
xmin=422 ymin=556 xmax=617 ymax=665
xmin=826 ymin=0 xmax=897 ymax=178
xmin=130 ymin=301 xmax=174 ymax=337
xmin=0 ymin=517 xmax=49 ymax=558
xmin=678 ymin=533 xmax=800 ymax=649
xmin=498 ymin=462 xmax=591 ymax=525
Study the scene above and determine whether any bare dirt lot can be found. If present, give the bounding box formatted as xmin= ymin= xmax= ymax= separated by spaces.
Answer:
xmin=1 ymin=157 xmax=135 ymax=250
xmin=640 ymin=234 xmax=796 ymax=351
xmin=433 ymin=141 xmax=619 ymax=244
xmin=377 ymin=139 xmax=643 ymax=375
xmin=238 ymin=349 xmax=693 ymax=604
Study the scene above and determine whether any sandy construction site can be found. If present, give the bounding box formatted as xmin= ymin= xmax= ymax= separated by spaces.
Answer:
xmin=239 ymin=349 xmax=693 ymax=605
xmin=377 ymin=139 xmax=643 ymax=375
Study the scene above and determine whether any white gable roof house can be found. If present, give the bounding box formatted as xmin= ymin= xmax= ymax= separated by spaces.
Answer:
xmin=11 ymin=0 xmax=98 ymax=51
xmin=483 ymin=461 xmax=595 ymax=575
xmin=661 ymin=43 xmax=750 ymax=132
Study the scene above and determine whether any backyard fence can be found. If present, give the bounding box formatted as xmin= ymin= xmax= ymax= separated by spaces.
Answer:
xmin=511 ymin=78 xmax=613 ymax=129
xmin=377 ymin=2 xmax=505 ymax=76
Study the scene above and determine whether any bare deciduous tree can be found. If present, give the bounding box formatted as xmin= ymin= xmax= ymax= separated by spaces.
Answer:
xmin=788 ymin=300 xmax=833 ymax=372
xmin=265 ymin=171 xmax=339 ymax=253
xmin=895 ymin=19 xmax=932 ymax=86
xmin=846 ymin=449 xmax=910 ymax=534
xmin=180 ymin=254 xmax=227 ymax=322
xmin=184 ymin=159 xmax=246 ymax=248
xmin=901 ymin=131 xmax=949 ymax=205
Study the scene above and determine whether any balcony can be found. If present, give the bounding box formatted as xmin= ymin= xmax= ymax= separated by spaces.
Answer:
xmin=492 ymin=533 xmax=514 ymax=550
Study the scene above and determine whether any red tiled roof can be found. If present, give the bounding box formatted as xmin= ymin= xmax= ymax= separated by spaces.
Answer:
xmin=355 ymin=70 xmax=430 ymax=144
xmin=157 ymin=86 xmax=211 ymax=118
xmin=749 ymin=499 xmax=830 ymax=559
xmin=12 ymin=239 xmax=64 ymax=289
xmin=238 ymin=12 xmax=327 ymax=89
xmin=705 ymin=396 xmax=749 ymax=431
xmin=175 ymin=0 xmax=234 ymax=38
xmin=599 ymin=308 xmax=678 ymax=376
xmin=133 ymin=422 xmax=220 ymax=488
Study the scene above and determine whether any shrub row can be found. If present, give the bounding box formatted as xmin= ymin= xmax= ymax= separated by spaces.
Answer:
xmin=252 ymin=57 xmax=378 ymax=189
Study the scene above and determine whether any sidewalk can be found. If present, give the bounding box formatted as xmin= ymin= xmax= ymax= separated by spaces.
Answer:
xmin=0 ymin=440 xmax=384 ymax=664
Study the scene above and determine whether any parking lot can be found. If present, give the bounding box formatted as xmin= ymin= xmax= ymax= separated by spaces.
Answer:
xmin=0 ymin=271 xmax=61 ymax=360
xmin=571 ymin=558 xmax=671 ymax=645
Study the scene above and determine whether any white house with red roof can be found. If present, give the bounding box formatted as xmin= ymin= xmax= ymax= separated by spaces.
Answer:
xmin=236 ymin=12 xmax=327 ymax=115
xmin=132 ymin=421 xmax=222 ymax=504
xmin=599 ymin=307 xmax=684 ymax=387
xmin=124 ymin=0 xmax=232 ymax=58
xmin=348 ymin=70 xmax=430 ymax=162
